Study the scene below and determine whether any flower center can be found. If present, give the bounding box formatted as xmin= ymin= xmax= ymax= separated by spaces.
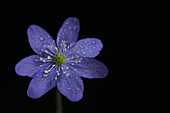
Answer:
xmin=53 ymin=53 xmax=65 ymax=65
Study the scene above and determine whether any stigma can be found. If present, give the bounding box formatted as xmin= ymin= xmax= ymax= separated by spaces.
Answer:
xmin=53 ymin=53 xmax=66 ymax=65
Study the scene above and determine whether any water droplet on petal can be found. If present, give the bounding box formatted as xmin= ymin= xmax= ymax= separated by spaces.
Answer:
xmin=85 ymin=47 xmax=88 ymax=50
xmin=44 ymin=40 xmax=47 ymax=43
xmin=35 ymin=41 xmax=38 ymax=44
xmin=62 ymin=32 xmax=65 ymax=35
xmin=77 ymin=88 xmax=80 ymax=91
xmin=83 ymin=40 xmax=87 ymax=43
xmin=82 ymin=51 xmax=86 ymax=55
xmin=79 ymin=45 xmax=83 ymax=48
xmin=35 ymin=45 xmax=39 ymax=49
xmin=68 ymin=26 xmax=72 ymax=30
xmin=40 ymin=37 xmax=44 ymax=41
xmin=36 ymin=28 xmax=40 ymax=32
xmin=73 ymin=26 xmax=76 ymax=30
xmin=92 ymin=40 xmax=96 ymax=44
xmin=67 ymin=87 xmax=71 ymax=90
xmin=47 ymin=35 xmax=51 ymax=38
xmin=58 ymin=83 xmax=61 ymax=86
xmin=73 ymin=18 xmax=77 ymax=22
xmin=65 ymin=21 xmax=69 ymax=24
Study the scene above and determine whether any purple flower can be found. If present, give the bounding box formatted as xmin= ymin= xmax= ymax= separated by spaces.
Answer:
xmin=15 ymin=17 xmax=108 ymax=101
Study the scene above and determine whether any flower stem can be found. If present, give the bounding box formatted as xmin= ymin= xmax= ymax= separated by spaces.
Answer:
xmin=56 ymin=89 xmax=63 ymax=113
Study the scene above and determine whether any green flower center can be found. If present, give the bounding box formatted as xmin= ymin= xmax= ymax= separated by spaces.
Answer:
xmin=53 ymin=53 xmax=65 ymax=65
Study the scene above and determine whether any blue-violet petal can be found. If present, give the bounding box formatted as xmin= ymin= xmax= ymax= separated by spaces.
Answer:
xmin=68 ymin=58 xmax=108 ymax=78
xmin=73 ymin=38 xmax=103 ymax=58
xmin=56 ymin=17 xmax=80 ymax=52
xmin=15 ymin=55 xmax=47 ymax=77
xmin=27 ymin=25 xmax=56 ymax=56
xmin=57 ymin=64 xmax=84 ymax=101
xmin=27 ymin=65 xmax=56 ymax=98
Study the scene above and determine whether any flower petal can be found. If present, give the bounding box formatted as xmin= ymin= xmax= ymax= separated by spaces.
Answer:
xmin=73 ymin=38 xmax=103 ymax=58
xmin=27 ymin=25 xmax=56 ymax=56
xmin=57 ymin=64 xmax=84 ymax=101
xmin=27 ymin=66 xmax=57 ymax=99
xmin=15 ymin=55 xmax=47 ymax=77
xmin=56 ymin=17 xmax=80 ymax=52
xmin=68 ymin=58 xmax=108 ymax=78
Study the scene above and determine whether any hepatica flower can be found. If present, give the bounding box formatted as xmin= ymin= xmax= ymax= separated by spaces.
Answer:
xmin=15 ymin=17 xmax=108 ymax=101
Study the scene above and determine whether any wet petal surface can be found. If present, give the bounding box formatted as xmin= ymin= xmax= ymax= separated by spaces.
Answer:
xmin=67 ymin=58 xmax=108 ymax=78
xmin=56 ymin=17 xmax=80 ymax=52
xmin=15 ymin=55 xmax=48 ymax=77
xmin=27 ymin=66 xmax=57 ymax=98
xmin=27 ymin=25 xmax=56 ymax=56
xmin=57 ymin=64 xmax=84 ymax=101
xmin=73 ymin=38 xmax=103 ymax=58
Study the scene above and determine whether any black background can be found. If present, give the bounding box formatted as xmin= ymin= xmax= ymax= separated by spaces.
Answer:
xmin=1 ymin=1 xmax=170 ymax=113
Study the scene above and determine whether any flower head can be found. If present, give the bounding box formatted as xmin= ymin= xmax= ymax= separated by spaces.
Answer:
xmin=15 ymin=17 xmax=108 ymax=101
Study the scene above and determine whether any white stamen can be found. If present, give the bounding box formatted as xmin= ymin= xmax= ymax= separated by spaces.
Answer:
xmin=55 ymin=76 xmax=57 ymax=80
xmin=66 ymin=73 xmax=70 ymax=77
xmin=43 ymin=74 xmax=48 ymax=77
xmin=56 ymin=66 xmax=60 ymax=76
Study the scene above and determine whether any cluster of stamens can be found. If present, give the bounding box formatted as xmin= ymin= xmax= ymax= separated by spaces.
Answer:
xmin=34 ymin=39 xmax=82 ymax=80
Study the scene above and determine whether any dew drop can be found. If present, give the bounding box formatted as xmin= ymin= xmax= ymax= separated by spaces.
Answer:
xmin=63 ymin=28 xmax=67 ymax=32
xmin=73 ymin=26 xmax=76 ymax=30
xmin=35 ymin=45 xmax=39 ymax=49
xmin=65 ymin=21 xmax=69 ymax=24
xmin=57 ymin=82 xmax=61 ymax=86
xmin=62 ymin=32 xmax=65 ymax=35
xmin=40 ymin=37 xmax=44 ymax=41
xmin=47 ymin=35 xmax=51 ymax=38
xmin=82 ymin=51 xmax=86 ymax=55
xmin=36 ymin=28 xmax=40 ymax=32
xmin=73 ymin=18 xmax=77 ymax=22
xmin=79 ymin=45 xmax=83 ymax=48
xmin=67 ymin=87 xmax=71 ymax=90
xmin=68 ymin=26 xmax=72 ymax=30
xmin=92 ymin=40 xmax=96 ymax=44
xmin=83 ymin=40 xmax=87 ymax=43
xmin=85 ymin=46 xmax=88 ymax=50
xmin=37 ymin=67 xmax=40 ymax=70
xmin=77 ymin=88 xmax=80 ymax=91
xmin=59 ymin=33 xmax=62 ymax=37
xmin=35 ymin=41 xmax=38 ymax=44
xmin=44 ymin=40 xmax=47 ymax=43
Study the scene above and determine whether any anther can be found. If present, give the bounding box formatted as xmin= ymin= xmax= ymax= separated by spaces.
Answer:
xmin=66 ymin=73 xmax=70 ymax=77
xmin=43 ymin=74 xmax=48 ymax=77
xmin=54 ymin=76 xmax=57 ymax=80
